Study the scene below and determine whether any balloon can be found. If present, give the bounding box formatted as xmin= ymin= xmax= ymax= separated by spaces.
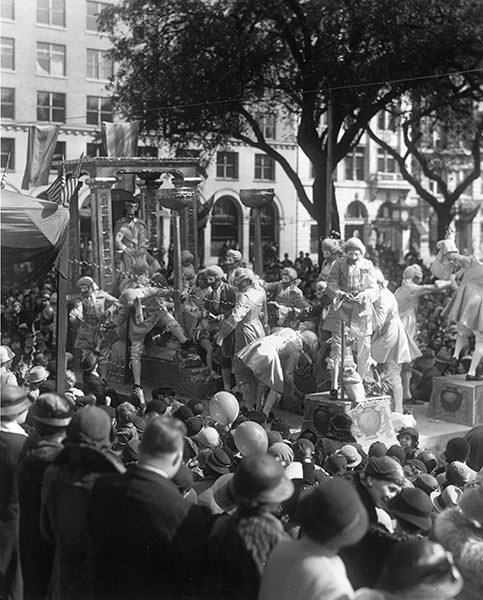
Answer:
xmin=209 ymin=391 xmax=239 ymax=426
xmin=234 ymin=421 xmax=268 ymax=456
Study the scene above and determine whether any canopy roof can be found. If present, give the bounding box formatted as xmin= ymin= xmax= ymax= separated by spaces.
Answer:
xmin=1 ymin=189 xmax=69 ymax=286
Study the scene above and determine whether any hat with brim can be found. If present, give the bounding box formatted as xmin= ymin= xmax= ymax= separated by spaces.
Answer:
xmin=231 ymin=454 xmax=294 ymax=505
xmin=27 ymin=366 xmax=50 ymax=384
xmin=297 ymin=478 xmax=369 ymax=548
xmin=0 ymin=345 xmax=15 ymax=365
xmin=206 ymin=448 xmax=232 ymax=475
xmin=337 ymin=444 xmax=362 ymax=468
xmin=1 ymin=384 xmax=31 ymax=417
xmin=31 ymin=393 xmax=73 ymax=427
xmin=388 ymin=488 xmax=433 ymax=532
xmin=430 ymin=485 xmax=463 ymax=512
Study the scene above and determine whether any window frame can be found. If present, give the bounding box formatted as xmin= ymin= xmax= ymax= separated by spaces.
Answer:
xmin=254 ymin=153 xmax=276 ymax=181
xmin=1 ymin=0 xmax=15 ymax=20
xmin=86 ymin=48 xmax=113 ymax=80
xmin=86 ymin=0 xmax=108 ymax=32
xmin=1 ymin=36 xmax=15 ymax=70
xmin=345 ymin=145 xmax=365 ymax=181
xmin=1 ymin=86 xmax=15 ymax=119
xmin=36 ymin=90 xmax=66 ymax=123
xmin=1 ymin=137 xmax=15 ymax=170
xmin=86 ymin=95 xmax=113 ymax=125
xmin=37 ymin=0 xmax=65 ymax=28
xmin=36 ymin=41 xmax=66 ymax=76
xmin=377 ymin=148 xmax=397 ymax=174
xmin=216 ymin=151 xmax=239 ymax=179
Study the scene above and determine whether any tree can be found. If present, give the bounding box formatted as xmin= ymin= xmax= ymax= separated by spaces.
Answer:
xmin=100 ymin=0 xmax=483 ymax=238
xmin=368 ymin=74 xmax=483 ymax=239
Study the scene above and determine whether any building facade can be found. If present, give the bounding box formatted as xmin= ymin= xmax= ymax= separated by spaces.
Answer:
xmin=2 ymin=0 xmax=482 ymax=269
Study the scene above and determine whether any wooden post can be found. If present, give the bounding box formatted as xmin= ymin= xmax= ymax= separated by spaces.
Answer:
xmin=325 ymin=91 xmax=334 ymax=237
xmin=172 ymin=209 xmax=183 ymax=321
xmin=253 ymin=207 xmax=263 ymax=276
xmin=339 ymin=321 xmax=345 ymax=401
xmin=55 ymin=234 xmax=69 ymax=395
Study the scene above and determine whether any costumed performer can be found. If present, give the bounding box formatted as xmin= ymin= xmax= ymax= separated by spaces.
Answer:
xmin=318 ymin=237 xmax=343 ymax=282
xmin=69 ymin=276 xmax=118 ymax=377
xmin=263 ymin=267 xmax=307 ymax=310
xmin=113 ymin=260 xmax=190 ymax=405
xmin=394 ymin=264 xmax=451 ymax=401
xmin=371 ymin=269 xmax=411 ymax=413
xmin=204 ymin=265 xmax=237 ymax=391
xmin=223 ymin=248 xmax=244 ymax=285
xmin=324 ymin=237 xmax=378 ymax=389
xmin=444 ymin=244 xmax=483 ymax=380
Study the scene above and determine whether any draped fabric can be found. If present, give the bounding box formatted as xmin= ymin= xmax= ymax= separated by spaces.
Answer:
xmin=1 ymin=190 xmax=69 ymax=286
xmin=101 ymin=121 xmax=139 ymax=157
xmin=21 ymin=125 xmax=60 ymax=189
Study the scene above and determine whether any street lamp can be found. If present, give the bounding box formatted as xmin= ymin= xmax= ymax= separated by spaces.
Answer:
xmin=393 ymin=194 xmax=411 ymax=229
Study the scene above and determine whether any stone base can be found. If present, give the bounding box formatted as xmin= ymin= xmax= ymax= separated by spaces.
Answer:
xmin=427 ymin=375 xmax=483 ymax=427
xmin=303 ymin=393 xmax=396 ymax=451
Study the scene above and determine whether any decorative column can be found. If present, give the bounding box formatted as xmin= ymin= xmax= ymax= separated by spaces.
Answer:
xmin=158 ymin=187 xmax=196 ymax=320
xmin=86 ymin=177 xmax=117 ymax=291
xmin=182 ymin=177 xmax=203 ymax=270
xmin=240 ymin=188 xmax=274 ymax=276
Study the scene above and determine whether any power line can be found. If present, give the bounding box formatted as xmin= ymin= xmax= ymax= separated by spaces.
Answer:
xmin=53 ymin=66 xmax=483 ymax=123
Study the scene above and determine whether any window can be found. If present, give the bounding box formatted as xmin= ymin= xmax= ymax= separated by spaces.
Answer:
xmin=51 ymin=140 xmax=65 ymax=164
xmin=36 ymin=42 xmax=66 ymax=76
xmin=216 ymin=151 xmax=238 ymax=179
xmin=1 ymin=37 xmax=14 ymax=70
xmin=377 ymin=148 xmax=397 ymax=173
xmin=211 ymin=196 xmax=241 ymax=255
xmin=37 ymin=91 xmax=65 ymax=122
xmin=1 ymin=87 xmax=14 ymax=119
xmin=1 ymin=138 xmax=15 ymax=169
xmin=261 ymin=114 xmax=277 ymax=140
xmin=86 ymin=0 xmax=108 ymax=31
xmin=86 ymin=48 xmax=113 ymax=80
xmin=1 ymin=0 xmax=14 ymax=20
xmin=254 ymin=154 xmax=275 ymax=181
xmin=86 ymin=95 xmax=112 ymax=125
xmin=86 ymin=142 xmax=102 ymax=157
xmin=377 ymin=108 xmax=398 ymax=132
xmin=345 ymin=145 xmax=365 ymax=180
xmin=37 ymin=0 xmax=65 ymax=27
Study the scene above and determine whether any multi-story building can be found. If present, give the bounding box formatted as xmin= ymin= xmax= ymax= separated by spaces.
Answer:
xmin=2 ymin=0 xmax=482 ymax=268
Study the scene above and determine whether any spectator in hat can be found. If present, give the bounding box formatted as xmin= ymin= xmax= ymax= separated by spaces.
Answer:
xmin=314 ymin=412 xmax=357 ymax=464
xmin=411 ymin=348 xmax=453 ymax=404
xmin=24 ymin=365 xmax=50 ymax=401
xmin=340 ymin=456 xmax=405 ymax=588
xmin=396 ymin=426 xmax=420 ymax=461
xmin=0 ymin=345 xmax=18 ymax=386
xmin=387 ymin=444 xmax=406 ymax=466
xmin=0 ymin=385 xmax=31 ymax=600
xmin=193 ymin=447 xmax=232 ymax=496
xmin=88 ymin=416 xmax=213 ymax=600
xmin=416 ymin=449 xmax=438 ymax=475
xmin=18 ymin=393 xmax=73 ymax=600
xmin=259 ymin=479 xmax=369 ymax=600
xmin=430 ymin=485 xmax=463 ymax=513
xmin=433 ymin=481 xmax=483 ymax=600
xmin=413 ymin=473 xmax=439 ymax=497
xmin=444 ymin=461 xmax=477 ymax=489
xmin=355 ymin=538 xmax=463 ymax=600
xmin=336 ymin=444 xmax=363 ymax=471
xmin=80 ymin=351 xmax=106 ymax=400
xmin=368 ymin=441 xmax=387 ymax=458
xmin=41 ymin=406 xmax=124 ymax=600
xmin=387 ymin=487 xmax=433 ymax=535
xmin=464 ymin=425 xmax=483 ymax=472
xmin=404 ymin=458 xmax=428 ymax=482
xmin=113 ymin=402 xmax=139 ymax=455
xmin=201 ymin=454 xmax=293 ymax=600
xmin=64 ymin=369 xmax=84 ymax=403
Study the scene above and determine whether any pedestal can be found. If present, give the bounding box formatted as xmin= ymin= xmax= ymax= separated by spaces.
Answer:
xmin=303 ymin=392 xmax=395 ymax=450
xmin=427 ymin=374 xmax=483 ymax=426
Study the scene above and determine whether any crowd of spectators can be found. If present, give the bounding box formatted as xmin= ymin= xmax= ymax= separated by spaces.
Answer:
xmin=2 ymin=383 xmax=483 ymax=600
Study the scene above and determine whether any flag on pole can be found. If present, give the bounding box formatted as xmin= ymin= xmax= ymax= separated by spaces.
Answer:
xmin=21 ymin=125 xmax=60 ymax=189
xmin=46 ymin=162 xmax=66 ymax=204
xmin=63 ymin=153 xmax=84 ymax=205
xmin=101 ymin=121 xmax=139 ymax=157
xmin=0 ymin=152 xmax=11 ymax=189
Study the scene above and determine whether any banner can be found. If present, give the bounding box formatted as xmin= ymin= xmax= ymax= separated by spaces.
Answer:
xmin=101 ymin=121 xmax=140 ymax=157
xmin=21 ymin=125 xmax=60 ymax=189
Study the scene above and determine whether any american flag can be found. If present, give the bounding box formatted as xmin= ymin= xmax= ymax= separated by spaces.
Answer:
xmin=62 ymin=153 xmax=84 ymax=205
xmin=46 ymin=161 xmax=66 ymax=203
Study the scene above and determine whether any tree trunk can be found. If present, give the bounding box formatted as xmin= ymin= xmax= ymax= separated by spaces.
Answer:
xmin=435 ymin=205 xmax=454 ymax=240
xmin=312 ymin=164 xmax=340 ymax=264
